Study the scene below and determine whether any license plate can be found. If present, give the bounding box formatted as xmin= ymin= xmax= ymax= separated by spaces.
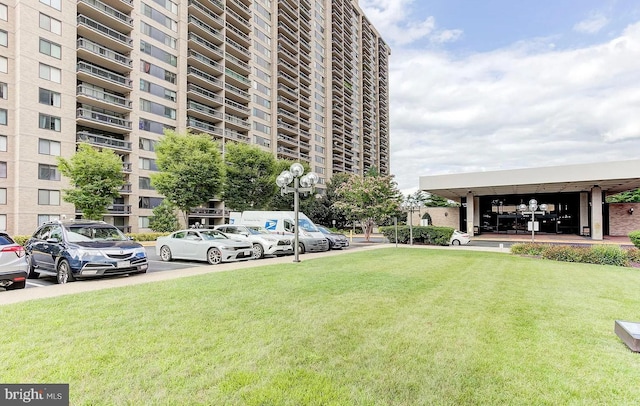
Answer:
xmin=116 ymin=261 xmax=130 ymax=268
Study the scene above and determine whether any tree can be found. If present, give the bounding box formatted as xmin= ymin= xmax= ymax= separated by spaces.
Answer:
xmin=607 ymin=189 xmax=640 ymax=203
xmin=57 ymin=143 xmax=124 ymax=220
xmin=333 ymin=173 xmax=403 ymax=241
xmin=304 ymin=173 xmax=352 ymax=228
xmin=402 ymin=191 xmax=428 ymax=226
xmin=151 ymin=130 xmax=224 ymax=224
xmin=425 ymin=193 xmax=458 ymax=207
xmin=149 ymin=200 xmax=179 ymax=232
xmin=223 ymin=142 xmax=277 ymax=211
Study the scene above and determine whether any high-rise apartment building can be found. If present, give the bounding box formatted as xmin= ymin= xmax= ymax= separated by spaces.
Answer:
xmin=0 ymin=0 xmax=390 ymax=235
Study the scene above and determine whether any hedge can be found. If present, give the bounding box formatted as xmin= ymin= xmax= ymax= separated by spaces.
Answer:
xmin=379 ymin=225 xmax=454 ymax=246
xmin=630 ymin=230 xmax=640 ymax=249
xmin=511 ymin=243 xmax=637 ymax=267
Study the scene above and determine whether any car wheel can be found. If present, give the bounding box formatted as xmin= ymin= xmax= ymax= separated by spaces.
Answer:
xmin=6 ymin=280 xmax=26 ymax=290
xmin=207 ymin=247 xmax=222 ymax=265
xmin=252 ymin=243 xmax=264 ymax=259
xmin=298 ymin=243 xmax=306 ymax=254
xmin=56 ymin=259 xmax=75 ymax=284
xmin=26 ymin=254 xmax=40 ymax=279
xmin=159 ymin=245 xmax=173 ymax=262
xmin=452 ymin=239 xmax=461 ymax=246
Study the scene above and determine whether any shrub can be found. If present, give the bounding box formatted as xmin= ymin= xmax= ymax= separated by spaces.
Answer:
xmin=379 ymin=225 xmax=454 ymax=246
xmin=13 ymin=235 xmax=31 ymax=246
xmin=629 ymin=231 xmax=640 ymax=249
xmin=584 ymin=245 xmax=629 ymax=267
xmin=626 ymin=247 xmax=640 ymax=263
xmin=542 ymin=245 xmax=589 ymax=263
xmin=126 ymin=232 xmax=169 ymax=242
xmin=510 ymin=243 xmax=551 ymax=256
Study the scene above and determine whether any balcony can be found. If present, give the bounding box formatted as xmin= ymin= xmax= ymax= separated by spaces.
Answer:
xmin=187 ymin=100 xmax=223 ymax=122
xmin=224 ymin=129 xmax=249 ymax=142
xmin=187 ymin=66 xmax=223 ymax=91
xmin=188 ymin=0 xmax=223 ymax=29
xmin=277 ymin=58 xmax=297 ymax=76
xmin=224 ymin=83 xmax=249 ymax=102
xmin=277 ymin=95 xmax=297 ymax=112
xmin=277 ymin=84 xmax=298 ymax=99
xmin=101 ymin=0 xmax=133 ymax=13
xmin=122 ymin=162 xmax=132 ymax=172
xmin=76 ymin=84 xmax=132 ymax=113
xmin=277 ymin=108 xmax=297 ymax=123
xmin=77 ymin=37 xmax=132 ymax=74
xmin=77 ymin=106 xmax=132 ymax=133
xmin=187 ymin=116 xmax=223 ymax=137
xmin=77 ymin=131 xmax=132 ymax=151
xmin=187 ymin=50 xmax=224 ymax=76
xmin=76 ymin=61 xmax=132 ymax=93
xmin=186 ymin=83 xmax=224 ymax=106
xmin=189 ymin=207 xmax=229 ymax=217
xmin=107 ymin=204 xmax=132 ymax=215
xmin=77 ymin=0 xmax=133 ymax=33
xmin=226 ymin=7 xmax=250 ymax=32
xmin=227 ymin=0 xmax=251 ymax=20
xmin=278 ymin=121 xmax=297 ymax=135
xmin=118 ymin=183 xmax=132 ymax=194
xmin=77 ymin=14 xmax=133 ymax=53
xmin=202 ymin=0 xmax=224 ymax=13
xmin=278 ymin=71 xmax=296 ymax=87
xmin=277 ymin=21 xmax=296 ymax=41
xmin=224 ymin=98 xmax=250 ymax=116
xmin=188 ymin=16 xmax=223 ymax=44
xmin=224 ymin=68 xmax=250 ymax=89
xmin=188 ymin=32 xmax=224 ymax=59
xmin=225 ymin=36 xmax=250 ymax=60
xmin=225 ymin=22 xmax=250 ymax=46
xmin=224 ymin=52 xmax=250 ymax=74
xmin=224 ymin=113 xmax=250 ymax=130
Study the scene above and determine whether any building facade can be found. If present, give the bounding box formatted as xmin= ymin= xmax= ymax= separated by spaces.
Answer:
xmin=0 ymin=0 xmax=390 ymax=235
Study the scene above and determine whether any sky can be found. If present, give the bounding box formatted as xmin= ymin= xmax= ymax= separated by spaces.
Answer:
xmin=359 ymin=0 xmax=640 ymax=194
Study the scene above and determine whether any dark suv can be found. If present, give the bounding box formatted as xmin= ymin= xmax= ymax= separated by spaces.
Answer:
xmin=25 ymin=220 xmax=148 ymax=284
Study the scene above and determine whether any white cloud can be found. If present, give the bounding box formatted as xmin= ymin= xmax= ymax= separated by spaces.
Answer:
xmin=386 ymin=22 xmax=640 ymax=191
xmin=574 ymin=13 xmax=610 ymax=34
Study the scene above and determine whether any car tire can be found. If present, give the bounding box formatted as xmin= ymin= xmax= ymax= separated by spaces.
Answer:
xmin=26 ymin=254 xmax=40 ymax=279
xmin=298 ymin=243 xmax=306 ymax=254
xmin=207 ymin=247 xmax=222 ymax=265
xmin=6 ymin=280 xmax=26 ymax=290
xmin=452 ymin=239 xmax=461 ymax=246
xmin=56 ymin=259 xmax=75 ymax=284
xmin=159 ymin=245 xmax=172 ymax=262
xmin=252 ymin=243 xmax=264 ymax=259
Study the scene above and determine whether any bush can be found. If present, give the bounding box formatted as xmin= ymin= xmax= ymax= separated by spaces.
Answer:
xmin=583 ymin=245 xmax=629 ymax=267
xmin=379 ymin=225 xmax=454 ymax=246
xmin=126 ymin=232 xmax=169 ymax=242
xmin=626 ymin=247 xmax=640 ymax=263
xmin=629 ymin=231 xmax=640 ymax=249
xmin=542 ymin=245 xmax=589 ymax=263
xmin=12 ymin=235 xmax=31 ymax=246
xmin=510 ymin=243 xmax=551 ymax=256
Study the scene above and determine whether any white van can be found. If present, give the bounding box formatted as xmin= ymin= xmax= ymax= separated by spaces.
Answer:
xmin=229 ymin=211 xmax=329 ymax=253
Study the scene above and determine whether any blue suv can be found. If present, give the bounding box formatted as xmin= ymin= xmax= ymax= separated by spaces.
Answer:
xmin=25 ymin=220 xmax=148 ymax=284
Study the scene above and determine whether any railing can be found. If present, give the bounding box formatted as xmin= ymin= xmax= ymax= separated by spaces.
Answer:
xmin=188 ymin=16 xmax=223 ymax=42
xmin=224 ymin=53 xmax=249 ymax=71
xmin=224 ymin=114 xmax=250 ymax=129
xmin=188 ymin=0 xmax=223 ymax=26
xmin=225 ymin=22 xmax=249 ymax=43
xmin=188 ymin=50 xmax=224 ymax=73
xmin=77 ymin=131 xmax=132 ymax=150
xmin=77 ymin=38 xmax=132 ymax=68
xmin=77 ymin=15 xmax=133 ymax=47
xmin=224 ymin=129 xmax=249 ymax=142
xmin=225 ymin=68 xmax=250 ymax=85
xmin=189 ymin=207 xmax=229 ymax=217
xmin=187 ymin=83 xmax=224 ymax=104
xmin=188 ymin=33 xmax=224 ymax=57
xmin=77 ymin=107 xmax=132 ymax=129
xmin=226 ymin=6 xmax=249 ymax=26
xmin=107 ymin=204 xmax=132 ymax=214
xmin=187 ymin=100 xmax=223 ymax=120
xmin=186 ymin=117 xmax=223 ymax=136
xmin=77 ymin=84 xmax=132 ymax=109
xmin=225 ymin=37 xmax=250 ymax=58
xmin=77 ymin=61 xmax=132 ymax=88
xmin=78 ymin=0 xmax=133 ymax=27
xmin=224 ymin=83 xmax=249 ymax=99
xmin=224 ymin=98 xmax=249 ymax=113
xmin=187 ymin=66 xmax=223 ymax=87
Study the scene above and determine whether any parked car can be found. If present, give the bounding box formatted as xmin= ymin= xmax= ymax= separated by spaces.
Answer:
xmin=214 ymin=224 xmax=293 ymax=259
xmin=450 ymin=230 xmax=471 ymax=245
xmin=25 ymin=220 xmax=148 ymax=284
xmin=156 ymin=229 xmax=253 ymax=264
xmin=316 ymin=226 xmax=350 ymax=250
xmin=0 ymin=232 xmax=28 ymax=290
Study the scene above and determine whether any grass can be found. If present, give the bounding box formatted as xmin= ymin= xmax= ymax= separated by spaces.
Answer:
xmin=2 ymin=247 xmax=640 ymax=405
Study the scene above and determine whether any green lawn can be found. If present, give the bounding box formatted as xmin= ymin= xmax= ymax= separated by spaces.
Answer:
xmin=2 ymin=247 xmax=640 ymax=405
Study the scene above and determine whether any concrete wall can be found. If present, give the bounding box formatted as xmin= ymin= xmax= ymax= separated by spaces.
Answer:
xmin=609 ymin=203 xmax=640 ymax=236
xmin=410 ymin=207 xmax=460 ymax=229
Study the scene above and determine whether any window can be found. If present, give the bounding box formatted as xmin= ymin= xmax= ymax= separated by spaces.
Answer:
xmin=141 ymin=3 xmax=177 ymax=31
xmin=254 ymin=41 xmax=270 ymax=58
xmin=38 ymin=214 xmax=60 ymax=225
xmin=39 ymin=63 xmax=61 ymax=83
xmin=38 ymin=189 xmax=60 ymax=205
xmin=140 ymin=22 xmax=177 ymax=49
xmin=139 ymin=176 xmax=153 ymax=189
xmin=0 ymin=135 xmax=6 ymax=151
xmin=0 ymin=29 xmax=7 ymax=47
xmin=39 ymin=88 xmax=61 ymax=107
xmin=253 ymin=14 xmax=270 ymax=33
xmin=253 ymin=95 xmax=270 ymax=108
xmin=0 ymin=161 xmax=6 ymax=177
xmin=139 ymin=117 xmax=174 ymax=134
xmin=39 ymin=13 xmax=62 ymax=35
xmin=140 ymin=79 xmax=176 ymax=101
xmin=0 ymin=82 xmax=7 ymax=99
xmin=139 ymin=216 xmax=150 ymax=228
xmin=39 ymin=139 xmax=61 ymax=155
xmin=39 ymin=38 xmax=61 ymax=58
xmin=139 ymin=196 xmax=163 ymax=209
xmin=253 ymin=122 xmax=270 ymax=135
xmin=254 ymin=55 xmax=270 ymax=70
xmin=152 ymin=0 xmax=177 ymax=14
xmin=0 ymin=215 xmax=5 ymax=231
xmin=0 ymin=56 xmax=7 ymax=73
xmin=0 ymin=3 xmax=7 ymax=21
xmin=39 ymin=113 xmax=61 ymax=131
xmin=254 ymin=27 xmax=271 ymax=45
xmin=38 ymin=164 xmax=60 ymax=181
xmin=253 ymin=81 xmax=270 ymax=96
xmin=254 ymin=67 xmax=270 ymax=82
xmin=39 ymin=0 xmax=61 ymax=10
xmin=0 ymin=108 xmax=6 ymax=125
xmin=252 ymin=108 xmax=270 ymax=121
xmin=139 ymin=157 xmax=158 ymax=171
xmin=140 ymin=60 xmax=176 ymax=84
xmin=140 ymin=98 xmax=176 ymax=119
xmin=139 ymin=137 xmax=157 ymax=151
xmin=0 ymin=188 xmax=6 ymax=204
xmin=140 ymin=40 xmax=177 ymax=66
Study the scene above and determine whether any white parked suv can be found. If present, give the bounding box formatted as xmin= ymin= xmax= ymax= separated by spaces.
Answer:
xmin=214 ymin=224 xmax=294 ymax=259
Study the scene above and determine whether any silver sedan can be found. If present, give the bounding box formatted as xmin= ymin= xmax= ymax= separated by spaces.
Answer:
xmin=156 ymin=229 xmax=254 ymax=265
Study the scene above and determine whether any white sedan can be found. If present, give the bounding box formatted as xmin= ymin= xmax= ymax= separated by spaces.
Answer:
xmin=450 ymin=230 xmax=471 ymax=246
xmin=156 ymin=229 xmax=253 ymax=264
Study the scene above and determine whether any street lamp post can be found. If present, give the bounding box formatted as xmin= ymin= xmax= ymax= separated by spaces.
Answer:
xmin=518 ymin=199 xmax=548 ymax=242
xmin=276 ymin=163 xmax=319 ymax=262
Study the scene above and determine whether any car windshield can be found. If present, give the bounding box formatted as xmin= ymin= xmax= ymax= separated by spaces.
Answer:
xmin=316 ymin=226 xmax=329 ymax=234
xmin=199 ymin=230 xmax=230 ymax=240
xmin=247 ymin=227 xmax=269 ymax=235
xmin=298 ymin=219 xmax=318 ymax=232
xmin=65 ymin=225 xmax=128 ymax=242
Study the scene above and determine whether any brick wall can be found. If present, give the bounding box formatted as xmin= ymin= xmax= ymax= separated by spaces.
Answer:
xmin=609 ymin=203 xmax=640 ymax=236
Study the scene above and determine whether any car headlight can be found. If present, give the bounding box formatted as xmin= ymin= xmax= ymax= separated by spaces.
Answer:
xmin=133 ymin=247 xmax=147 ymax=258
